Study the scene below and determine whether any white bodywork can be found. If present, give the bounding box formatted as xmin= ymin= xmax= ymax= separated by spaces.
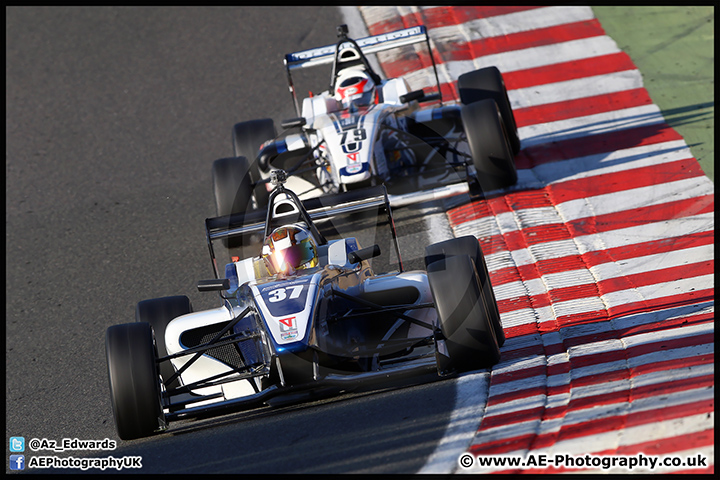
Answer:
xmin=294 ymin=78 xmax=417 ymax=195
xmin=164 ymin=306 xmax=258 ymax=403
xmin=163 ymin=237 xmax=437 ymax=403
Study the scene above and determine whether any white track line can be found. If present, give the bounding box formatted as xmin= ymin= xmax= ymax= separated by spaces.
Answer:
xmin=417 ymin=372 xmax=491 ymax=473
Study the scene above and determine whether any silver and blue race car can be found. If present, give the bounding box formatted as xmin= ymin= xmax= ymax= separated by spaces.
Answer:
xmin=213 ymin=24 xmax=520 ymax=216
xmin=105 ymin=170 xmax=504 ymax=440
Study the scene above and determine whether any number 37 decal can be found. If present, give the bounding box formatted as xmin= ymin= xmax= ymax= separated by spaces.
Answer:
xmin=267 ymin=285 xmax=305 ymax=303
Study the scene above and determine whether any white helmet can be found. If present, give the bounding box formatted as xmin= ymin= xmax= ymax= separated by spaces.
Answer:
xmin=334 ymin=68 xmax=376 ymax=108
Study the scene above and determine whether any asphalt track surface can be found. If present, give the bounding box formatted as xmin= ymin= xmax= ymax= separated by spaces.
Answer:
xmin=6 ymin=6 xmax=714 ymax=474
xmin=6 ymin=6 xmax=458 ymax=474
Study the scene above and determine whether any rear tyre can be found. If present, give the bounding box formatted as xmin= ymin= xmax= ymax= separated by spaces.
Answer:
xmin=458 ymin=66 xmax=521 ymax=155
xmin=427 ymin=254 xmax=501 ymax=374
xmin=212 ymin=156 xmax=254 ymax=217
xmin=461 ymin=99 xmax=517 ymax=193
xmin=106 ymin=322 xmax=165 ymax=440
xmin=136 ymin=296 xmax=192 ymax=390
xmin=233 ymin=119 xmax=277 ymax=208
xmin=425 ymin=236 xmax=505 ymax=347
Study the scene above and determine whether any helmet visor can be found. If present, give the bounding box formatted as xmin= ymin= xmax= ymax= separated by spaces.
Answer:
xmin=348 ymin=91 xmax=374 ymax=107
xmin=280 ymin=242 xmax=316 ymax=271
xmin=265 ymin=236 xmax=317 ymax=273
xmin=337 ymin=76 xmax=373 ymax=107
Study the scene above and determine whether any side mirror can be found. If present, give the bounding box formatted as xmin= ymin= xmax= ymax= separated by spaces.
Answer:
xmin=281 ymin=117 xmax=306 ymax=129
xmin=197 ymin=278 xmax=230 ymax=292
xmin=400 ymin=89 xmax=440 ymax=104
xmin=400 ymin=89 xmax=424 ymax=104
xmin=421 ymin=93 xmax=441 ymax=103
xmin=348 ymin=244 xmax=381 ymax=264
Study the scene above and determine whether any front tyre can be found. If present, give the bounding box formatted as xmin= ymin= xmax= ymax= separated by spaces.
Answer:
xmin=461 ymin=99 xmax=517 ymax=193
xmin=427 ymin=254 xmax=501 ymax=374
xmin=106 ymin=322 xmax=165 ymax=440
xmin=425 ymin=236 xmax=505 ymax=347
xmin=458 ymin=66 xmax=521 ymax=155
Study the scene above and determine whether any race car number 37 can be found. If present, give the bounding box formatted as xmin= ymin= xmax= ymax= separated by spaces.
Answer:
xmin=258 ymin=277 xmax=314 ymax=318
xmin=267 ymin=285 xmax=305 ymax=302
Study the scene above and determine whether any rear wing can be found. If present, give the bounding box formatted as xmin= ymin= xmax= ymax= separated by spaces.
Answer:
xmin=283 ymin=25 xmax=441 ymax=115
xmin=285 ymin=26 xmax=429 ymax=70
xmin=205 ymin=185 xmax=403 ymax=278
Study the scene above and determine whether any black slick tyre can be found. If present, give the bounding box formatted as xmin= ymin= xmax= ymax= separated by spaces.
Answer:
xmin=232 ymin=118 xmax=277 ymax=208
xmin=212 ymin=156 xmax=254 ymax=217
xmin=461 ymin=99 xmax=517 ymax=193
xmin=136 ymin=295 xmax=192 ymax=390
xmin=425 ymin=236 xmax=505 ymax=347
xmin=106 ymin=322 xmax=165 ymax=440
xmin=457 ymin=66 xmax=521 ymax=155
xmin=427 ymin=254 xmax=501 ymax=374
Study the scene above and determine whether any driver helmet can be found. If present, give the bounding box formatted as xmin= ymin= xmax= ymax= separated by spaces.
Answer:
xmin=335 ymin=68 xmax=376 ymax=108
xmin=262 ymin=225 xmax=318 ymax=275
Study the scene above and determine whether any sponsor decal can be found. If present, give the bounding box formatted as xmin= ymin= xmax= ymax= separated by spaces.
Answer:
xmin=346 ymin=152 xmax=363 ymax=174
xmin=340 ymin=163 xmax=369 ymax=177
xmin=286 ymin=26 xmax=424 ymax=63
xmin=278 ymin=316 xmax=296 ymax=331
xmin=279 ymin=316 xmax=298 ymax=340
xmin=260 ymin=277 xmax=309 ymax=293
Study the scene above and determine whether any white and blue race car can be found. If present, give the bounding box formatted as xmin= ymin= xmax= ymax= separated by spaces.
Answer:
xmin=105 ymin=170 xmax=504 ymax=440
xmin=213 ymin=24 xmax=520 ymax=216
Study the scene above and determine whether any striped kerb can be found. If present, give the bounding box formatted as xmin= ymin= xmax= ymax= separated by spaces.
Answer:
xmin=360 ymin=6 xmax=713 ymax=474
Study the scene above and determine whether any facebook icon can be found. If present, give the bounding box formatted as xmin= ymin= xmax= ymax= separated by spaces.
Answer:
xmin=10 ymin=454 xmax=25 ymax=471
